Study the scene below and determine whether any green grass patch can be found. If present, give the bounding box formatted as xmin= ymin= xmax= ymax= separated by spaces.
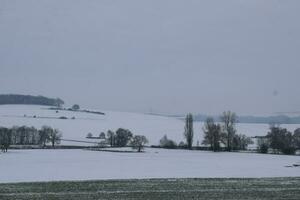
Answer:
xmin=1 ymin=177 xmax=300 ymax=200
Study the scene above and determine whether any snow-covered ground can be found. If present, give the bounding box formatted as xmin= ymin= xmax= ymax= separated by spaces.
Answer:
xmin=0 ymin=105 xmax=300 ymax=147
xmin=0 ymin=148 xmax=299 ymax=183
xmin=0 ymin=105 xmax=187 ymax=146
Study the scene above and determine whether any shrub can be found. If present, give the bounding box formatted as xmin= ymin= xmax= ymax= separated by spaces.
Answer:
xmin=258 ymin=143 xmax=269 ymax=154
xmin=72 ymin=104 xmax=80 ymax=110
xmin=159 ymin=135 xmax=177 ymax=149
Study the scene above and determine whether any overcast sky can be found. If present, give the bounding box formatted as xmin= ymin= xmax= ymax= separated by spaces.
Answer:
xmin=0 ymin=0 xmax=300 ymax=116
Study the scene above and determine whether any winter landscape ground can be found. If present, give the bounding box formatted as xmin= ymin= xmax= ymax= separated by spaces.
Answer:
xmin=0 ymin=148 xmax=300 ymax=183
xmin=1 ymin=105 xmax=300 ymax=199
xmin=2 ymin=0 xmax=300 ymax=199
xmin=1 ymin=105 xmax=300 ymax=147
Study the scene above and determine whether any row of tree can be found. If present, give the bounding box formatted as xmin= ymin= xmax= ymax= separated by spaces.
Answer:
xmin=202 ymin=112 xmax=253 ymax=152
xmin=182 ymin=111 xmax=253 ymax=152
xmin=104 ymin=128 xmax=148 ymax=152
xmin=0 ymin=126 xmax=62 ymax=152
xmin=258 ymin=126 xmax=300 ymax=155
xmin=0 ymin=94 xmax=64 ymax=107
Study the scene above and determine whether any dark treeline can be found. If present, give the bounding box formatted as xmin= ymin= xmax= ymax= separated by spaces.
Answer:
xmin=258 ymin=126 xmax=300 ymax=155
xmin=89 ymin=128 xmax=148 ymax=152
xmin=202 ymin=111 xmax=253 ymax=152
xmin=0 ymin=125 xmax=62 ymax=152
xmin=0 ymin=94 xmax=64 ymax=107
xmin=158 ymin=111 xmax=253 ymax=152
xmin=104 ymin=128 xmax=134 ymax=147
xmin=193 ymin=114 xmax=300 ymax=125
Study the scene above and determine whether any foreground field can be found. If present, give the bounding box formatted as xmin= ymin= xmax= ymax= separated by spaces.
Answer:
xmin=1 ymin=149 xmax=300 ymax=183
xmin=1 ymin=177 xmax=300 ymax=200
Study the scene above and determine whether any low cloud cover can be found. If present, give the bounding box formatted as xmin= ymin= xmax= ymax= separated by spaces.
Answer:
xmin=0 ymin=0 xmax=299 ymax=115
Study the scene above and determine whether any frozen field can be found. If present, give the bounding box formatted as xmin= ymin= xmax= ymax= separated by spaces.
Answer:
xmin=0 ymin=148 xmax=299 ymax=183
xmin=1 ymin=105 xmax=300 ymax=146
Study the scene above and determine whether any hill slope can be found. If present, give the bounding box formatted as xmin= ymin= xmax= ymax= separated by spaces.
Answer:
xmin=0 ymin=105 xmax=299 ymax=146
xmin=0 ymin=105 xmax=187 ymax=146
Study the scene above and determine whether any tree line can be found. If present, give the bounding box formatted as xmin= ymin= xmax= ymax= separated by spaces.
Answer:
xmin=202 ymin=111 xmax=253 ymax=152
xmin=258 ymin=125 xmax=300 ymax=155
xmin=0 ymin=94 xmax=64 ymax=107
xmin=89 ymin=128 xmax=149 ymax=152
xmin=161 ymin=111 xmax=300 ymax=155
xmin=0 ymin=126 xmax=62 ymax=152
xmin=159 ymin=111 xmax=253 ymax=152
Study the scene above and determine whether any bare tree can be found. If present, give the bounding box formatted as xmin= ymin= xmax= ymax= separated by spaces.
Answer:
xmin=49 ymin=129 xmax=62 ymax=148
xmin=130 ymin=135 xmax=148 ymax=152
xmin=39 ymin=126 xmax=51 ymax=148
xmin=268 ymin=126 xmax=296 ymax=155
xmin=232 ymin=134 xmax=253 ymax=150
xmin=184 ymin=113 xmax=194 ymax=149
xmin=202 ymin=117 xmax=222 ymax=152
xmin=220 ymin=111 xmax=237 ymax=151
xmin=107 ymin=130 xmax=115 ymax=147
xmin=0 ymin=127 xmax=11 ymax=152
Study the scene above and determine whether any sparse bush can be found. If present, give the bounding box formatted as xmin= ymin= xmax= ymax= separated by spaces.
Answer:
xmin=178 ymin=141 xmax=186 ymax=148
xmin=72 ymin=104 xmax=80 ymax=110
xmin=99 ymin=132 xmax=106 ymax=139
xmin=98 ymin=140 xmax=107 ymax=148
xmin=160 ymin=135 xmax=177 ymax=149
xmin=86 ymin=133 xmax=93 ymax=138
xmin=258 ymin=143 xmax=269 ymax=154
xmin=232 ymin=134 xmax=253 ymax=151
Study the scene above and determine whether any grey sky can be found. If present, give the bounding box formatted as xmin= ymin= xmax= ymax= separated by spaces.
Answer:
xmin=0 ymin=0 xmax=300 ymax=115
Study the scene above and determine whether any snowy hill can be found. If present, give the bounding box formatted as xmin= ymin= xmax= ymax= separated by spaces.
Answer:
xmin=0 ymin=105 xmax=189 ymax=146
xmin=0 ymin=105 xmax=299 ymax=147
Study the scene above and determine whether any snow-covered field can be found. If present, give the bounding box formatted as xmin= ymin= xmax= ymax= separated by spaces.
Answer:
xmin=1 ymin=106 xmax=299 ymax=183
xmin=0 ymin=105 xmax=186 ymax=146
xmin=1 ymin=105 xmax=300 ymax=146
xmin=0 ymin=148 xmax=299 ymax=183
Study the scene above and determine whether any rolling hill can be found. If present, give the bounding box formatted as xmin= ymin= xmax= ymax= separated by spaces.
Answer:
xmin=0 ymin=105 xmax=299 ymax=147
